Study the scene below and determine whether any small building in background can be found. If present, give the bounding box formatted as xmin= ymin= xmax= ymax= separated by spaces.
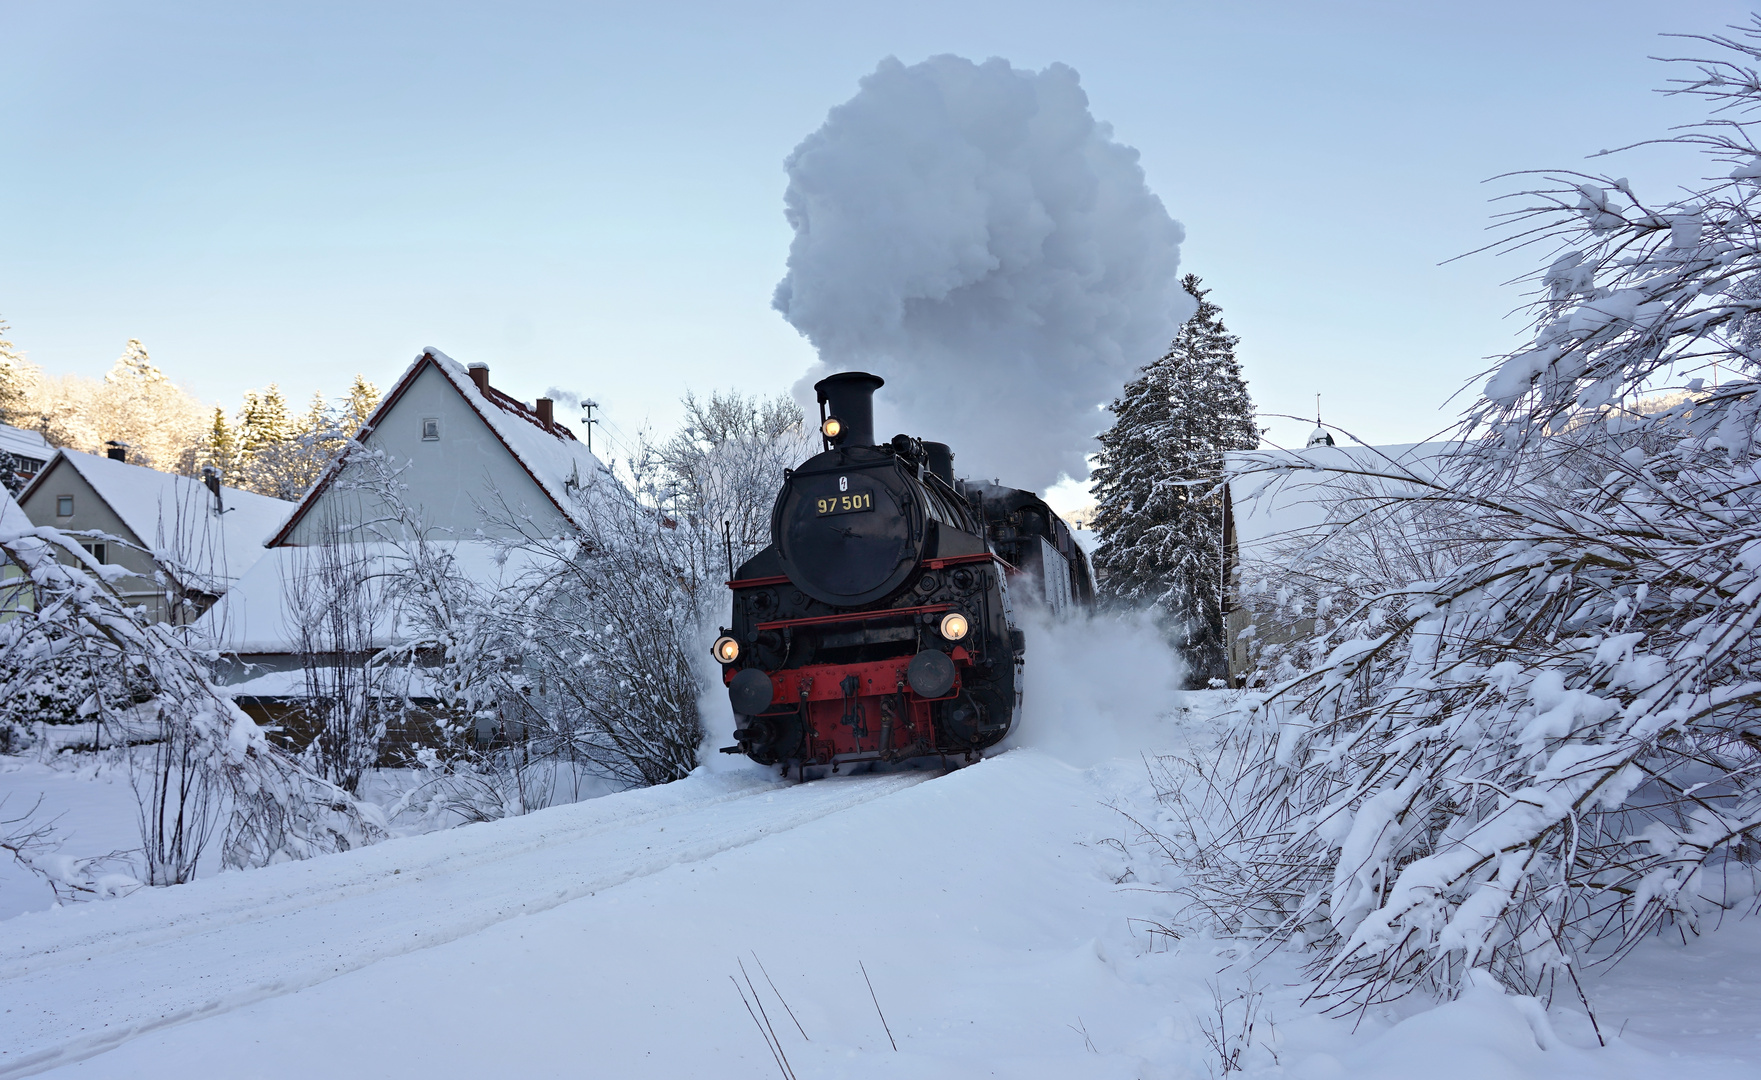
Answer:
xmin=16 ymin=448 xmax=294 ymax=624
xmin=0 ymin=423 xmax=54 ymax=492
xmin=1223 ymin=441 xmax=1460 ymax=686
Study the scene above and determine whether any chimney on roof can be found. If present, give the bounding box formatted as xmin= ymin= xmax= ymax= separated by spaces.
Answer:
xmin=467 ymin=362 xmax=490 ymax=394
xmin=200 ymin=465 xmax=225 ymax=515
xmin=535 ymin=397 xmax=554 ymax=432
xmin=105 ymin=441 xmax=128 ymax=462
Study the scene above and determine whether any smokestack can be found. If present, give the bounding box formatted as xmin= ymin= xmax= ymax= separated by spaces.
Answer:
xmin=467 ymin=362 xmax=490 ymax=394
xmin=923 ymin=441 xmax=955 ymax=485
xmin=535 ymin=397 xmax=554 ymax=431
xmin=105 ymin=441 xmax=127 ymax=462
xmin=814 ymin=371 xmax=884 ymax=448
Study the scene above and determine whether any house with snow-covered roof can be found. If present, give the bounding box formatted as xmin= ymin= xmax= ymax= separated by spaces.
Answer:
xmin=1222 ymin=440 xmax=1463 ymax=685
xmin=198 ymin=348 xmax=608 ymax=701
xmin=0 ymin=423 xmax=54 ymax=491
xmin=17 ymin=448 xmax=294 ymax=624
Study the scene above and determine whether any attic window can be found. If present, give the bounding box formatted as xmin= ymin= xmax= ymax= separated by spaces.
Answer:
xmin=422 ymin=417 xmax=441 ymax=441
xmin=56 ymin=495 xmax=73 ymax=517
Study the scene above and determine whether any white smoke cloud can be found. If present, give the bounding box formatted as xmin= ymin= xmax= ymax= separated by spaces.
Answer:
xmin=773 ymin=54 xmax=1194 ymax=492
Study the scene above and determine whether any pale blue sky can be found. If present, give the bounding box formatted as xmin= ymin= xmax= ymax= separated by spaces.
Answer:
xmin=1 ymin=0 xmax=1749 ymax=466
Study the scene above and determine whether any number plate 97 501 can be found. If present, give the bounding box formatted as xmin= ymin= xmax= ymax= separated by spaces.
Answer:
xmin=815 ymin=492 xmax=874 ymax=516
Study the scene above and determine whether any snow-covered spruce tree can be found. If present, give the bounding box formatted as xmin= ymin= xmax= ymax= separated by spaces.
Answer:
xmin=1092 ymin=275 xmax=1257 ymax=683
xmin=1184 ymin=25 xmax=1761 ymax=1015
xmin=197 ymin=406 xmax=240 ymax=482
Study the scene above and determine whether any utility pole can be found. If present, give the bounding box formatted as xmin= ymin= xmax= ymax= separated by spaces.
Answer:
xmin=581 ymin=399 xmax=600 ymax=454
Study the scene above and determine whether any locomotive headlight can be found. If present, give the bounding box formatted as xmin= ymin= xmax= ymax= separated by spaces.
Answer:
xmin=938 ymin=612 xmax=970 ymax=641
xmin=821 ymin=416 xmax=842 ymax=439
xmin=712 ymin=636 xmax=741 ymax=663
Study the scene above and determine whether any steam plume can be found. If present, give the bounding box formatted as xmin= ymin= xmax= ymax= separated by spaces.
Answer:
xmin=774 ymin=55 xmax=1193 ymax=491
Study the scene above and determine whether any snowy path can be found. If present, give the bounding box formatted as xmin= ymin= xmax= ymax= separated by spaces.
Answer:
xmin=0 ymin=769 xmax=928 ymax=1077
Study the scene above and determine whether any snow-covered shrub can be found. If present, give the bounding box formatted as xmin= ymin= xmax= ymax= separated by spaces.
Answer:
xmin=488 ymin=391 xmax=811 ymax=788
xmin=1191 ymin=25 xmax=1761 ymax=1014
xmin=342 ymin=391 xmax=810 ymax=803
xmin=0 ymin=506 xmax=382 ymax=882
xmin=0 ymin=629 xmax=156 ymax=733
xmin=284 ymin=504 xmax=395 ymax=794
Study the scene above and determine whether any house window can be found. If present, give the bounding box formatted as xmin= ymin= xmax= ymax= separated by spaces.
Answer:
xmin=56 ymin=495 xmax=73 ymax=517
xmin=422 ymin=417 xmax=441 ymax=441
xmin=79 ymin=542 xmax=106 ymax=564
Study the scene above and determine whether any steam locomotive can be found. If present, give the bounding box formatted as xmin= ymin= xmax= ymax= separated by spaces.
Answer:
xmin=716 ymin=372 xmax=1093 ymax=773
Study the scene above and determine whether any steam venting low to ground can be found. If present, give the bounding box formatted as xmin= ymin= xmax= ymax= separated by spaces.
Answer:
xmin=774 ymin=54 xmax=1194 ymax=492
xmin=1002 ymin=609 xmax=1188 ymax=766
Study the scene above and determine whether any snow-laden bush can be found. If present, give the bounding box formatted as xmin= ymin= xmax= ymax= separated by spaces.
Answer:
xmin=1191 ymin=25 xmax=1761 ymax=1015
xmin=484 ymin=391 xmax=813 ymax=789
xmin=0 ymin=510 xmax=381 ymax=883
xmin=334 ymin=391 xmax=811 ymax=809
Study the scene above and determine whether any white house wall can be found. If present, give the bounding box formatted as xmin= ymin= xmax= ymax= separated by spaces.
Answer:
xmin=282 ymin=363 xmax=571 ymax=545
xmin=16 ymin=459 xmax=171 ymax=620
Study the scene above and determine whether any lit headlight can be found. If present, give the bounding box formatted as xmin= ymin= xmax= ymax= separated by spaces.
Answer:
xmin=938 ymin=612 xmax=970 ymax=641
xmin=821 ymin=416 xmax=842 ymax=438
xmin=712 ymin=636 xmax=741 ymax=663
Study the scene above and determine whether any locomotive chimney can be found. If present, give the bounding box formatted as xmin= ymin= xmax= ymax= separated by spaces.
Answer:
xmin=813 ymin=371 xmax=885 ymax=448
xmin=923 ymin=441 xmax=955 ymax=485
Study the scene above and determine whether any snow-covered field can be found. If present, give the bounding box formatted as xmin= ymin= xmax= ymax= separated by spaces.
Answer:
xmin=2 ymin=696 xmax=1757 ymax=1079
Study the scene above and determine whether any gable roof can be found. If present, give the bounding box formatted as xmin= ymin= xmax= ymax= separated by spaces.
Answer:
xmin=19 ymin=449 xmax=296 ymax=592
xmin=1225 ymin=441 xmax=1463 ymax=559
xmin=266 ymin=347 xmax=607 ymax=547
xmin=0 ymin=423 xmax=52 ymax=467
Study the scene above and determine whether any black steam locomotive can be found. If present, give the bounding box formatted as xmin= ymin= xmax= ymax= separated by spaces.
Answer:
xmin=716 ymin=372 xmax=1093 ymax=773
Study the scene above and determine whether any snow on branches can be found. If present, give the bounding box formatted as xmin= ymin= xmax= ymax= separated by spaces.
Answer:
xmin=1189 ymin=24 xmax=1761 ymax=1014
xmin=0 ymin=504 xmax=381 ymax=883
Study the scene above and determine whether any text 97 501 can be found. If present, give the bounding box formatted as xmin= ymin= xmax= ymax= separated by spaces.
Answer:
xmin=815 ymin=492 xmax=873 ymax=516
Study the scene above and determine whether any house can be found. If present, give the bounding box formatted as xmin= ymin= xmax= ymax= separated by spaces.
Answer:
xmin=1222 ymin=440 xmax=1460 ymax=685
xmin=16 ymin=448 xmax=294 ymax=624
xmin=197 ymin=348 xmax=608 ymax=728
xmin=0 ymin=423 xmax=54 ymax=490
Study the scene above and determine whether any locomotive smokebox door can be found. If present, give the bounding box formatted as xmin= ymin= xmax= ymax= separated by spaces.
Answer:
xmin=907 ymin=649 xmax=957 ymax=698
xmin=728 ymin=668 xmax=775 ymax=715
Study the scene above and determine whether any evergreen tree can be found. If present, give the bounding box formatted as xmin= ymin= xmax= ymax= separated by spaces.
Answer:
xmin=200 ymin=407 xmax=239 ymax=481
xmin=1090 ymin=274 xmax=1257 ymax=684
xmin=91 ymin=339 xmax=208 ymax=470
xmin=236 ymin=385 xmax=292 ymax=458
xmin=343 ymin=375 xmax=380 ymax=436
xmin=0 ymin=318 xmax=37 ymax=428
xmin=235 ymin=385 xmax=308 ymax=498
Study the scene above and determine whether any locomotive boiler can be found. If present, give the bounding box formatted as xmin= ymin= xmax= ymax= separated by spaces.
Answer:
xmin=716 ymin=371 xmax=1093 ymax=773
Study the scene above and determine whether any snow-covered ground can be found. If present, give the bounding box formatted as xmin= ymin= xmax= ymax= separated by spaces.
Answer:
xmin=2 ymin=696 xmax=1757 ymax=1079
xmin=0 ymin=751 xmax=148 ymax=921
